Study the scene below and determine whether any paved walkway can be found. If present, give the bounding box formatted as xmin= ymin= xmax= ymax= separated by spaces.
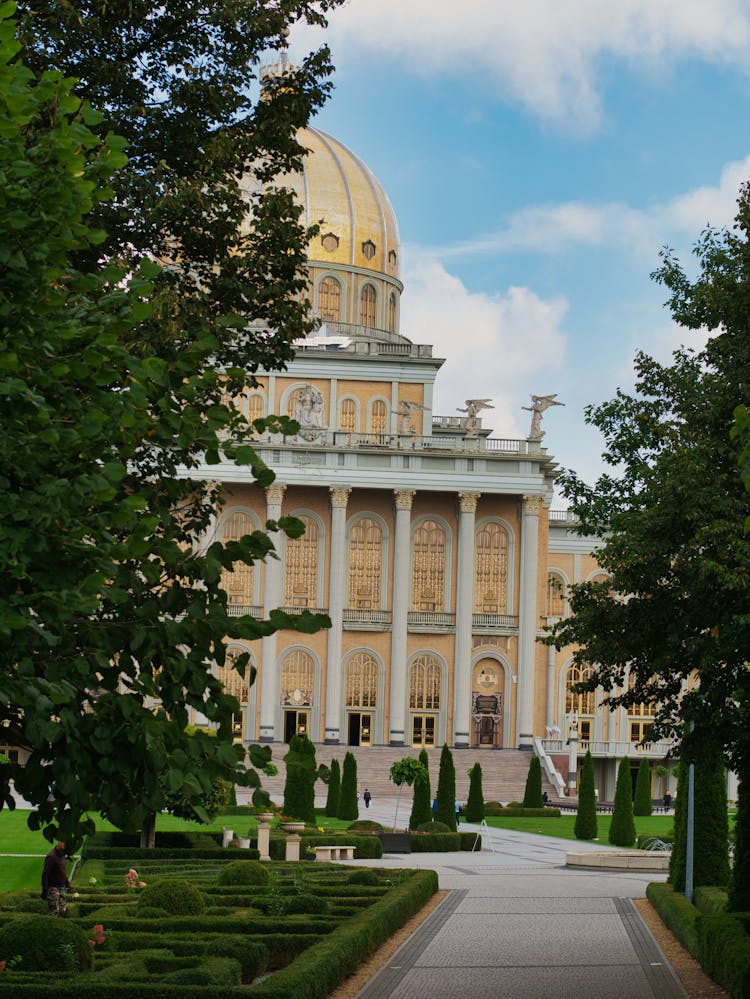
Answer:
xmin=341 ymin=796 xmax=685 ymax=999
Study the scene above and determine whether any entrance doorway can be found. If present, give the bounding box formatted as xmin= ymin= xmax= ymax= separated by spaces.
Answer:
xmin=284 ymin=709 xmax=310 ymax=742
xmin=411 ymin=714 xmax=437 ymax=748
xmin=347 ymin=712 xmax=373 ymax=746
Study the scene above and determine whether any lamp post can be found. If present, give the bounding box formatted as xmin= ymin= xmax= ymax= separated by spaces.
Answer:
xmin=567 ymin=711 xmax=579 ymax=794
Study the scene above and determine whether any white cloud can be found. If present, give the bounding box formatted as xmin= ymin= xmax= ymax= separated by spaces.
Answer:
xmin=293 ymin=0 xmax=750 ymax=129
xmin=400 ymin=256 xmax=568 ymax=438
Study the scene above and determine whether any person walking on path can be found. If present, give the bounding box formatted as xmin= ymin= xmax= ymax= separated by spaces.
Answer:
xmin=363 ymin=788 xmax=372 ymax=809
xmin=41 ymin=841 xmax=71 ymax=917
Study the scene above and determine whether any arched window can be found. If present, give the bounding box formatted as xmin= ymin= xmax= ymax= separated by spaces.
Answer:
xmin=280 ymin=650 xmax=314 ymax=705
xmin=627 ymin=674 xmax=657 ymax=743
xmin=220 ymin=511 xmax=255 ymax=607
xmin=339 ymin=398 xmax=356 ymax=432
xmin=348 ymin=518 xmax=382 ymax=609
xmin=546 ymin=571 xmax=566 ymax=617
xmin=345 ymin=653 xmax=378 ymax=708
xmin=360 ymin=284 xmax=376 ymax=328
xmin=370 ymin=399 xmax=387 ymax=435
xmin=284 ymin=515 xmax=319 ymax=607
xmin=409 ymin=654 xmax=441 ymax=710
xmin=247 ymin=392 xmax=265 ymax=428
xmin=318 ymin=276 xmax=341 ymax=322
xmin=412 ymin=520 xmax=446 ymax=611
xmin=474 ymin=523 xmax=508 ymax=614
xmin=565 ymin=664 xmax=596 ymax=716
xmin=388 ymin=292 xmax=397 ymax=332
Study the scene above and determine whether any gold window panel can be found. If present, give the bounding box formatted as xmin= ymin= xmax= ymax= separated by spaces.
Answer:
xmin=348 ymin=518 xmax=382 ymax=609
xmin=546 ymin=572 xmax=566 ymax=617
xmin=626 ymin=674 xmax=657 ymax=717
xmin=409 ymin=654 xmax=441 ymax=710
xmin=370 ymin=400 xmax=387 ymax=435
xmin=345 ymin=653 xmax=378 ymax=708
xmin=565 ymin=664 xmax=596 ymax=716
xmin=247 ymin=392 xmax=265 ymax=429
xmin=281 ymin=649 xmax=314 ymax=706
xmin=360 ymin=284 xmax=376 ymax=328
xmin=474 ymin=522 xmax=507 ymax=613
xmin=340 ymin=398 xmax=356 ymax=432
xmin=220 ymin=511 xmax=254 ymax=606
xmin=318 ymin=276 xmax=341 ymax=322
xmin=412 ymin=520 xmax=446 ymax=612
xmin=284 ymin=515 xmax=318 ymax=607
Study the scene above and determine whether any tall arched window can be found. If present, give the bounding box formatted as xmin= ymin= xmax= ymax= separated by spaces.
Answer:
xmin=388 ymin=292 xmax=397 ymax=332
xmin=370 ymin=400 xmax=387 ymax=435
xmin=284 ymin=515 xmax=319 ymax=607
xmin=565 ymin=664 xmax=596 ymax=715
xmin=280 ymin=650 xmax=314 ymax=705
xmin=220 ymin=511 xmax=255 ymax=607
xmin=409 ymin=655 xmax=441 ymax=710
xmin=247 ymin=392 xmax=265 ymax=428
xmin=412 ymin=520 xmax=446 ymax=611
xmin=318 ymin=276 xmax=341 ymax=322
xmin=546 ymin=571 xmax=566 ymax=617
xmin=345 ymin=653 xmax=378 ymax=708
xmin=348 ymin=518 xmax=383 ymax=609
xmin=360 ymin=284 xmax=376 ymax=328
xmin=627 ymin=674 xmax=657 ymax=743
xmin=339 ymin=398 xmax=356 ymax=432
xmin=474 ymin=522 xmax=508 ymax=613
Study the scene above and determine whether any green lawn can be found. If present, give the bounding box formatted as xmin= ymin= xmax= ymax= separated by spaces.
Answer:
xmin=484 ymin=812 xmax=675 ymax=842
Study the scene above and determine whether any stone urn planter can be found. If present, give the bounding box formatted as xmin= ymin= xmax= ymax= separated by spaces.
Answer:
xmin=379 ymin=831 xmax=412 ymax=853
xmin=280 ymin=822 xmax=306 ymax=834
xmin=255 ymin=813 xmax=274 ymax=823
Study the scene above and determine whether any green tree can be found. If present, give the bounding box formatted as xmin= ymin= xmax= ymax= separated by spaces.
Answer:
xmin=609 ymin=757 xmax=636 ymax=847
xmin=522 ymin=756 xmax=543 ymax=809
xmin=389 ymin=757 xmax=425 ymax=831
xmin=325 ymin=758 xmax=341 ymax=818
xmin=283 ymin=735 xmax=316 ymax=824
xmin=338 ymin=752 xmax=358 ymax=822
xmin=410 ymin=768 xmax=433 ymax=830
xmin=465 ymin=762 xmax=485 ymax=822
xmin=0 ymin=3 xmax=339 ymax=846
xmin=546 ymin=184 xmax=750 ymax=902
xmin=669 ymin=741 xmax=730 ymax=892
xmin=435 ymin=744 xmax=457 ymax=831
xmin=633 ymin=758 xmax=653 ymax=817
xmin=574 ymin=751 xmax=597 ymax=841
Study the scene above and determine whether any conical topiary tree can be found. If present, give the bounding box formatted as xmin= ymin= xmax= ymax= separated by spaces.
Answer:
xmin=522 ymin=755 xmax=543 ymax=808
xmin=574 ymin=750 xmax=597 ymax=841
xmin=730 ymin=756 xmax=750 ymax=909
xmin=633 ymin=758 xmax=653 ymax=817
xmin=325 ymin=758 xmax=341 ymax=818
xmin=338 ymin=751 xmax=359 ymax=821
xmin=609 ymin=756 xmax=636 ymax=847
xmin=465 ymin=762 xmax=485 ymax=822
xmin=410 ymin=763 xmax=433 ymax=829
xmin=435 ymin=744 xmax=457 ymax=831
xmin=283 ymin=735 xmax=317 ymax=823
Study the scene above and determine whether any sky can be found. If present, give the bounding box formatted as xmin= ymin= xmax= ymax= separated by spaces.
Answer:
xmin=289 ymin=0 xmax=750 ymax=498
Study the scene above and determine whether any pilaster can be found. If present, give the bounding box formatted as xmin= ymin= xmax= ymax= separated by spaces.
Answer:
xmin=389 ymin=489 xmax=415 ymax=745
xmin=325 ymin=486 xmax=351 ymax=743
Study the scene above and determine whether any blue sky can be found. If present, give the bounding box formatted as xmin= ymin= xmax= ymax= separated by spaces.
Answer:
xmin=290 ymin=1 xmax=750 ymax=497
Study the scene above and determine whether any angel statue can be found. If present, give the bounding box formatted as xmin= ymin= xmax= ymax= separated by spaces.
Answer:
xmin=397 ymin=400 xmax=427 ymax=435
xmin=522 ymin=393 xmax=564 ymax=440
xmin=457 ymin=398 xmax=494 ymax=437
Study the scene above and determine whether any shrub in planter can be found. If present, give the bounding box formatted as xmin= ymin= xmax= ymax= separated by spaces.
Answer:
xmin=217 ymin=860 xmax=270 ymax=886
xmin=347 ymin=869 xmax=381 ymax=886
xmin=416 ymin=820 xmax=452 ymax=833
xmin=0 ymin=915 xmax=92 ymax=972
xmin=137 ymin=879 xmax=205 ymax=915
xmin=347 ymin=820 xmax=383 ymax=834
xmin=410 ymin=832 xmax=461 ymax=852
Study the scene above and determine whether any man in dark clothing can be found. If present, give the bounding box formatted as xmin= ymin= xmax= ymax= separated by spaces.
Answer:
xmin=41 ymin=841 xmax=71 ymax=917
xmin=363 ymin=788 xmax=371 ymax=809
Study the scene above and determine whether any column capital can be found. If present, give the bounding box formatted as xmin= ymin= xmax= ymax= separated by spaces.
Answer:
xmin=394 ymin=489 xmax=416 ymax=511
xmin=329 ymin=486 xmax=352 ymax=509
xmin=458 ymin=491 xmax=480 ymax=514
xmin=265 ymin=483 xmax=286 ymax=506
xmin=523 ymin=495 xmax=545 ymax=517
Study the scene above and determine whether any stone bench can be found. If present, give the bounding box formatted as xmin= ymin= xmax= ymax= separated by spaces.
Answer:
xmin=312 ymin=845 xmax=356 ymax=862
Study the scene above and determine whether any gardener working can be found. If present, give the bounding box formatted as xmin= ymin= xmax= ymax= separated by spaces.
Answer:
xmin=41 ymin=841 xmax=71 ymax=917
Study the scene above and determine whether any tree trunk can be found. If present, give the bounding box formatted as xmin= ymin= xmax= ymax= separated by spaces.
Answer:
xmin=140 ymin=812 xmax=156 ymax=849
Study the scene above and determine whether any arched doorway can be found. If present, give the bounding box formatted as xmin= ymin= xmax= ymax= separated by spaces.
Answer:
xmin=472 ymin=659 xmax=503 ymax=748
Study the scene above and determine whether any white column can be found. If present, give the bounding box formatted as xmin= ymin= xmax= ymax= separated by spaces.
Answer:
xmin=324 ymin=486 xmax=351 ymax=744
xmin=546 ymin=643 xmax=556 ymax=731
xmin=516 ymin=495 xmax=542 ymax=749
xmin=453 ymin=492 xmax=479 ymax=747
xmin=259 ymin=483 xmax=286 ymax=742
xmin=389 ymin=490 xmax=414 ymax=745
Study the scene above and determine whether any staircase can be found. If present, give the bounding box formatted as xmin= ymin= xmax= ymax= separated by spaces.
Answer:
xmin=248 ymin=745 xmax=559 ymax=806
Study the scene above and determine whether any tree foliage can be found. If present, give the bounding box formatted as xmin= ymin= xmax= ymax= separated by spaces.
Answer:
xmin=465 ymin=762 xmax=485 ymax=823
xmin=409 ymin=768 xmax=432 ymax=830
xmin=338 ymin=752 xmax=358 ymax=822
xmin=435 ymin=744 xmax=457 ymax=831
xmin=574 ymin=751 xmax=597 ymax=841
xmin=324 ymin=758 xmax=340 ymax=818
xmin=0 ymin=1 xmax=340 ymax=846
xmin=282 ymin=735 xmax=316 ymax=823
xmin=522 ymin=756 xmax=543 ymax=809
xmin=609 ymin=757 xmax=636 ymax=847
xmin=633 ymin=758 xmax=653 ymax=817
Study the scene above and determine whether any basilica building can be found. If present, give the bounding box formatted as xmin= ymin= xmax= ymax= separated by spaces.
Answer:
xmin=199 ymin=76 xmax=672 ymax=800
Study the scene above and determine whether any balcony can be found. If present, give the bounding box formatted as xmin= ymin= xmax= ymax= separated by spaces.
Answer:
xmin=226 ymin=604 xmax=263 ymax=618
xmin=342 ymin=609 xmax=392 ymax=631
xmin=407 ymin=611 xmax=456 ymax=632
xmin=541 ymin=738 xmax=673 ymax=759
xmin=472 ymin=613 xmax=519 ymax=632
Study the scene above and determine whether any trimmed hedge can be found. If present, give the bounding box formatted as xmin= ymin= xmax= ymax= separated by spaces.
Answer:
xmin=0 ymin=916 xmax=93 ymax=972
xmin=217 ymin=861 xmax=270 ymax=886
xmin=484 ymin=805 xmax=561 ymax=818
xmin=267 ymin=835 xmax=382 ymax=861
xmin=694 ymin=887 xmax=729 ymax=915
xmin=81 ymin=847 xmax=260 ymax=861
xmin=646 ymin=882 xmax=699 ymax=953
xmin=697 ymin=913 xmax=750 ymax=997
xmin=137 ymin=880 xmax=205 ymax=916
